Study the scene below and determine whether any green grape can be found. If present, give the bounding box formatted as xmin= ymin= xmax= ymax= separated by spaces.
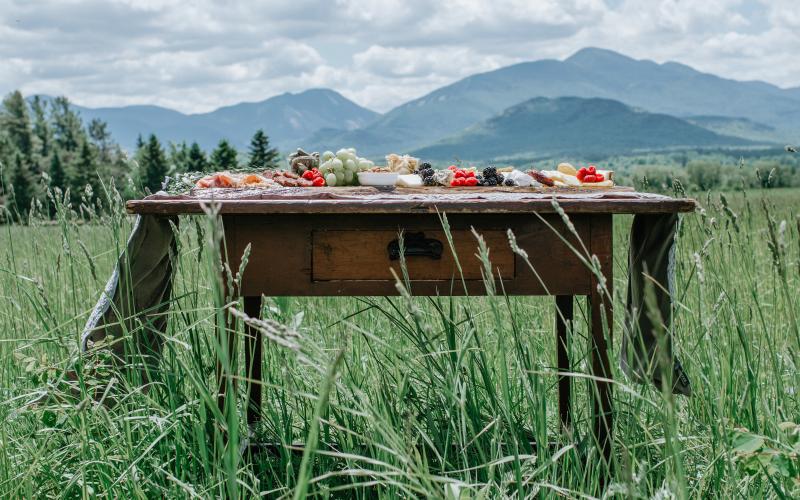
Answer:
xmin=321 ymin=151 xmax=335 ymax=162
xmin=335 ymin=171 xmax=344 ymax=184
xmin=336 ymin=149 xmax=350 ymax=161
xmin=331 ymin=158 xmax=343 ymax=171
xmin=343 ymin=169 xmax=354 ymax=184
xmin=345 ymin=159 xmax=356 ymax=171
xmin=358 ymin=159 xmax=373 ymax=171
xmin=325 ymin=172 xmax=337 ymax=186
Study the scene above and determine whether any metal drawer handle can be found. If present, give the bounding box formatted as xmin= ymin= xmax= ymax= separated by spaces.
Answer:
xmin=387 ymin=232 xmax=443 ymax=260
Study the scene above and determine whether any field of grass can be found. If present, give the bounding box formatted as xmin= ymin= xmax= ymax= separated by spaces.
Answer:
xmin=0 ymin=187 xmax=798 ymax=498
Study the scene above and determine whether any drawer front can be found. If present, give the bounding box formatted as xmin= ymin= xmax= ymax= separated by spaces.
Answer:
xmin=312 ymin=229 xmax=515 ymax=281
xmin=223 ymin=214 xmax=601 ymax=296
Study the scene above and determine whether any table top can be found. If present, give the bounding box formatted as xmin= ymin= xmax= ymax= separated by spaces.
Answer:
xmin=126 ymin=186 xmax=697 ymax=215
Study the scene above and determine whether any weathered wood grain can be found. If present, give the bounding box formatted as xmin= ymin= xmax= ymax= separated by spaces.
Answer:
xmin=127 ymin=188 xmax=696 ymax=215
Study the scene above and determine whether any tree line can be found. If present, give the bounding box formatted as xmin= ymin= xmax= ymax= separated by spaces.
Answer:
xmin=0 ymin=90 xmax=281 ymax=219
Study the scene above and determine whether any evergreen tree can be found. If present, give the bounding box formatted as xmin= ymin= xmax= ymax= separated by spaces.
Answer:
xmin=10 ymin=153 xmax=33 ymax=217
xmin=30 ymin=95 xmax=51 ymax=160
xmin=49 ymin=152 xmax=66 ymax=191
xmin=248 ymin=129 xmax=279 ymax=168
xmin=51 ymin=96 xmax=83 ymax=152
xmin=135 ymin=133 xmax=145 ymax=150
xmin=168 ymin=141 xmax=189 ymax=172
xmin=88 ymin=118 xmax=112 ymax=163
xmin=210 ymin=139 xmax=238 ymax=170
xmin=1 ymin=91 xmax=34 ymax=162
xmin=186 ymin=142 xmax=209 ymax=172
xmin=70 ymin=139 xmax=99 ymax=203
xmin=139 ymin=134 xmax=169 ymax=192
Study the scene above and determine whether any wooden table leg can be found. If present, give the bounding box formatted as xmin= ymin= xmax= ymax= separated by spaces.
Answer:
xmin=243 ymin=296 xmax=263 ymax=426
xmin=555 ymin=295 xmax=573 ymax=431
xmin=589 ymin=214 xmax=614 ymax=471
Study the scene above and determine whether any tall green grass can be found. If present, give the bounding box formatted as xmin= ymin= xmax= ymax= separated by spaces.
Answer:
xmin=0 ymin=186 xmax=798 ymax=498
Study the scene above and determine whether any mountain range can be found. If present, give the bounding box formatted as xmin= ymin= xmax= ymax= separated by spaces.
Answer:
xmin=36 ymin=47 xmax=800 ymax=160
xmin=47 ymin=89 xmax=378 ymax=153
xmin=308 ymin=47 xmax=798 ymax=155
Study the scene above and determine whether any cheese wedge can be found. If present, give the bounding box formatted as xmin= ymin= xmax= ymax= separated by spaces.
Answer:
xmin=557 ymin=162 xmax=577 ymax=176
xmin=542 ymin=170 xmax=581 ymax=186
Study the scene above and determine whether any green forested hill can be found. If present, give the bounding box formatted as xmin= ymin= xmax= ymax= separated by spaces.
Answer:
xmin=412 ymin=97 xmax=755 ymax=161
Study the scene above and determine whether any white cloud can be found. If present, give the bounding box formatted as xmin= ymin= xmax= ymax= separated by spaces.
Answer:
xmin=0 ymin=0 xmax=799 ymax=114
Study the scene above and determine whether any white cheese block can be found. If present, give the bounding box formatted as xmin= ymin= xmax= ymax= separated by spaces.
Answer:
xmin=505 ymin=169 xmax=536 ymax=187
xmin=396 ymin=174 xmax=423 ymax=188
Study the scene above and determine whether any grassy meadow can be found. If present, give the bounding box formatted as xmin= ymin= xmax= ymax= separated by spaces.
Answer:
xmin=0 ymin=186 xmax=798 ymax=498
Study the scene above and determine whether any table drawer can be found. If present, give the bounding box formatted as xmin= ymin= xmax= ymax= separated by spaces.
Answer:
xmin=312 ymin=229 xmax=515 ymax=281
xmin=223 ymin=214 xmax=600 ymax=296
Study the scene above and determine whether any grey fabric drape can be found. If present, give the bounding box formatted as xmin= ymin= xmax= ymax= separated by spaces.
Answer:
xmin=81 ymin=214 xmax=177 ymax=385
xmin=620 ymin=213 xmax=691 ymax=396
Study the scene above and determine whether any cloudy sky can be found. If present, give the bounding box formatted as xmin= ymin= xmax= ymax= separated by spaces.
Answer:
xmin=1 ymin=0 xmax=798 ymax=114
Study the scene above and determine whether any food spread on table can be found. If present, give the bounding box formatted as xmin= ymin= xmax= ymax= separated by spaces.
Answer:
xmin=189 ymin=146 xmax=616 ymax=192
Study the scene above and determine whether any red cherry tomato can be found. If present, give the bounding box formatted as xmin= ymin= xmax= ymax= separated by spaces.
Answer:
xmin=455 ymin=170 xmax=465 ymax=178
xmin=465 ymin=177 xmax=478 ymax=186
xmin=466 ymin=171 xmax=476 ymax=177
xmin=302 ymin=170 xmax=315 ymax=180
xmin=312 ymin=177 xmax=326 ymax=186
xmin=576 ymin=169 xmax=586 ymax=181
xmin=588 ymin=165 xmax=597 ymax=174
xmin=595 ymin=173 xmax=605 ymax=182
xmin=583 ymin=174 xmax=597 ymax=183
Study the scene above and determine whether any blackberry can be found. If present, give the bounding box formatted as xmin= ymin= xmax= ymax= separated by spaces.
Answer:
xmin=420 ymin=162 xmax=432 ymax=170
xmin=420 ymin=168 xmax=434 ymax=179
xmin=485 ymin=177 xmax=498 ymax=186
xmin=423 ymin=176 xmax=438 ymax=186
xmin=483 ymin=166 xmax=497 ymax=178
xmin=504 ymin=178 xmax=515 ymax=187
xmin=496 ymin=173 xmax=504 ymax=184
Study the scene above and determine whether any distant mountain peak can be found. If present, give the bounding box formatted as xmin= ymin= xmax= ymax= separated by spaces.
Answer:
xmin=565 ymin=47 xmax=636 ymax=64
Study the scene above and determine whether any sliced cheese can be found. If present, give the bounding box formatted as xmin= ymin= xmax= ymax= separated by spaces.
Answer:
xmin=542 ymin=170 xmax=581 ymax=186
xmin=582 ymin=179 xmax=614 ymax=188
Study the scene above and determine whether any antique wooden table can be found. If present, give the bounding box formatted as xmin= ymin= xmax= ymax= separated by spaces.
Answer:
xmin=128 ymin=186 xmax=696 ymax=466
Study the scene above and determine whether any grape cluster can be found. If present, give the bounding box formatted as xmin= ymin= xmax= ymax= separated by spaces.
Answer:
xmin=481 ymin=166 xmax=504 ymax=186
xmin=318 ymin=148 xmax=374 ymax=186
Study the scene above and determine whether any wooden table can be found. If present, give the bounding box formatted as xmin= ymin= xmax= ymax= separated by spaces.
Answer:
xmin=128 ymin=186 xmax=695 ymax=467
